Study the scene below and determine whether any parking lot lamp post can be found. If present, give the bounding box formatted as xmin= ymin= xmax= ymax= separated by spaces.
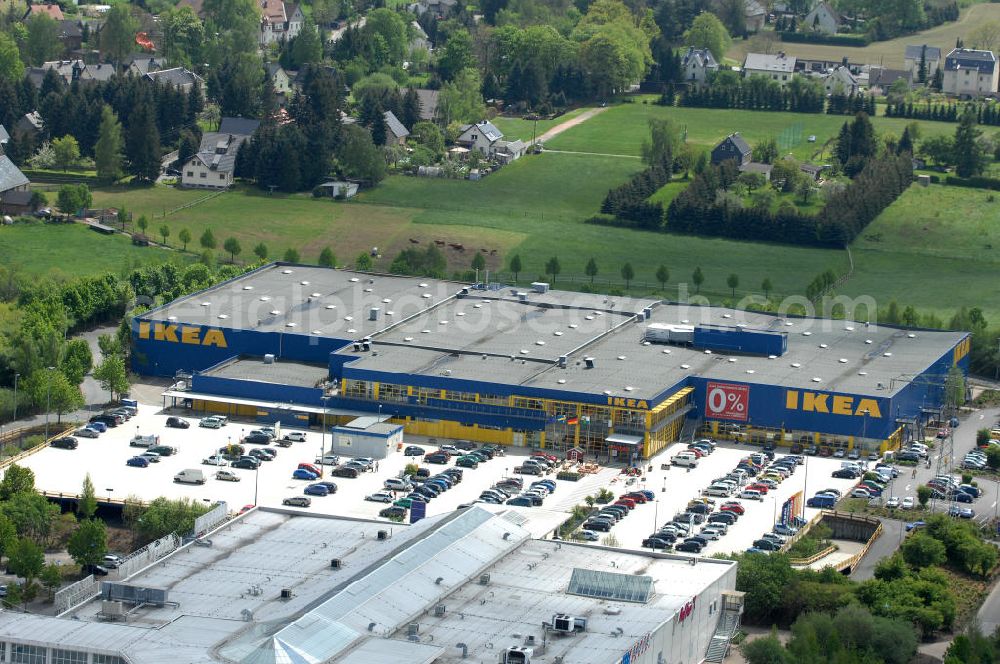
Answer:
xmin=254 ymin=464 xmax=259 ymax=506
xmin=44 ymin=366 xmax=54 ymax=440
xmin=653 ymin=499 xmax=659 ymax=531
xmin=320 ymin=396 xmax=330 ymax=479
xmin=12 ymin=372 xmax=19 ymax=423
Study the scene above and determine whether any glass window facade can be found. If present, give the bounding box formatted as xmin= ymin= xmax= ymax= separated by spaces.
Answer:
xmin=52 ymin=649 xmax=88 ymax=664
xmin=92 ymin=654 xmax=127 ymax=664
xmin=11 ymin=644 xmax=46 ymax=664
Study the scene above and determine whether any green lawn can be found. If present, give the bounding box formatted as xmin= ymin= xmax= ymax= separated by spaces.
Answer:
xmin=649 ymin=181 xmax=688 ymax=206
xmin=491 ymin=107 xmax=590 ymax=143
xmin=0 ymin=222 xmax=178 ymax=278
xmin=544 ymin=100 xmax=958 ymax=162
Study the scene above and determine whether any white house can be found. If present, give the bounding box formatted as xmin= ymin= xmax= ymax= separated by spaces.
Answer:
xmin=823 ymin=66 xmax=859 ymax=95
xmin=903 ymin=45 xmax=942 ymax=81
xmin=804 ymin=2 xmax=841 ymax=34
xmin=265 ymin=63 xmax=293 ymax=97
xmin=681 ymin=47 xmax=719 ymax=85
xmin=181 ymin=133 xmax=250 ymax=189
xmin=260 ymin=0 xmax=304 ymax=46
xmin=743 ymin=52 xmax=797 ymax=85
xmin=942 ymin=48 xmax=998 ymax=98
xmin=454 ymin=120 xmax=526 ymax=162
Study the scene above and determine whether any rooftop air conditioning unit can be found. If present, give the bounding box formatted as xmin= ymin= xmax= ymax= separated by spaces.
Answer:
xmin=517 ymin=292 xmax=528 ymax=302
xmin=280 ymin=589 xmax=292 ymax=600
xmin=552 ymin=614 xmax=588 ymax=634
xmin=330 ymin=558 xmax=342 ymax=569
xmin=377 ymin=530 xmax=388 ymax=540
xmin=408 ymin=623 xmax=420 ymax=636
xmin=502 ymin=646 xmax=533 ymax=664
xmin=584 ymin=357 xmax=595 ymax=369
xmin=263 ymin=354 xmax=275 ymax=364
xmin=101 ymin=600 xmax=125 ymax=618
xmin=479 ymin=574 xmax=491 ymax=585
xmin=434 ymin=604 xmax=447 ymax=617
xmin=369 ymin=307 xmax=380 ymax=321
xmin=531 ymin=282 xmax=549 ymax=293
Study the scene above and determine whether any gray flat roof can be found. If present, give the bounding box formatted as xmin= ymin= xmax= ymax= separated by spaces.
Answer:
xmin=204 ymin=357 xmax=329 ymax=387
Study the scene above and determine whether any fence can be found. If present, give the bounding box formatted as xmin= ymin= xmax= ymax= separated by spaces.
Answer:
xmin=0 ymin=426 xmax=76 ymax=471
xmin=54 ymin=575 xmax=100 ymax=614
xmin=164 ymin=190 xmax=226 ymax=217
xmin=116 ymin=532 xmax=182 ymax=580
xmin=192 ymin=501 xmax=229 ymax=536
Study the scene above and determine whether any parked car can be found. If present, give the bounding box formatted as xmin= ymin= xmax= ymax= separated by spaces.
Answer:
xmin=199 ymin=416 xmax=224 ymax=429
xmin=886 ymin=497 xmax=900 ymax=509
xmin=102 ymin=554 xmax=123 ymax=569
xmin=404 ymin=446 xmax=425 ymax=456
xmin=331 ymin=465 xmax=360 ymax=478
xmin=83 ymin=563 xmax=109 ymax=576
xmin=292 ymin=468 xmax=319 ymax=481
xmin=283 ymin=432 xmax=307 ymax=443
xmin=50 ymin=437 xmax=78 ymax=450
xmin=642 ymin=537 xmax=673 ymax=550
xmin=283 ymin=496 xmax=311 ymax=507
xmin=126 ymin=456 xmax=149 ymax=468
xmin=215 ymin=470 xmax=241 ymax=482
xmin=578 ymin=530 xmax=600 ymax=542
xmin=139 ymin=452 xmax=161 ymax=464
xmin=304 ymin=483 xmax=330 ymax=496
xmin=149 ymin=445 xmax=177 ymax=457
xmin=773 ymin=523 xmax=798 ymax=536
xmin=232 ymin=457 xmax=260 ymax=470
xmin=74 ymin=428 xmax=100 ymax=439
xmin=366 ymin=491 xmax=394 ymax=503
xmin=244 ymin=433 xmax=271 ymax=445
xmin=85 ymin=421 xmax=107 ymax=433
xmin=166 ymin=417 xmax=190 ymax=429
xmin=752 ymin=539 xmax=781 ymax=551
xmin=674 ymin=540 xmax=703 ymax=553
xmin=425 ymin=453 xmax=450 ymax=465
xmin=455 ymin=456 xmax=480 ymax=469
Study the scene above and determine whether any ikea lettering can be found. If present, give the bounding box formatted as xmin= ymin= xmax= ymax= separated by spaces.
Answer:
xmin=785 ymin=390 xmax=881 ymax=418
xmin=137 ymin=322 xmax=228 ymax=348
xmin=606 ymin=397 xmax=649 ymax=409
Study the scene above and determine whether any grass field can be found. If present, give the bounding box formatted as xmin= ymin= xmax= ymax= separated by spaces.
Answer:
xmin=491 ymin=108 xmax=590 ymax=142
xmin=0 ymin=222 xmax=177 ymax=279
xmin=727 ymin=3 xmax=1000 ymax=68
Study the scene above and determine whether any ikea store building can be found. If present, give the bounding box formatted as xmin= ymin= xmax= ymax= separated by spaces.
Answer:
xmin=134 ymin=263 xmax=970 ymax=461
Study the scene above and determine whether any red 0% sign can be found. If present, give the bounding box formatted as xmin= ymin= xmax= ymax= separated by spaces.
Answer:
xmin=704 ymin=382 xmax=749 ymax=421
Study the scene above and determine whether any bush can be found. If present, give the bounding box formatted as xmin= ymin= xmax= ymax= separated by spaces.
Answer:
xmin=556 ymin=471 xmax=581 ymax=481
xmin=946 ymin=175 xmax=1000 ymax=191
xmin=778 ymin=31 xmax=871 ymax=46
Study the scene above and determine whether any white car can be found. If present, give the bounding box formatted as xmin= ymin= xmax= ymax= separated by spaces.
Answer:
xmin=283 ymin=432 xmax=307 ymax=443
xmin=140 ymin=452 xmax=161 ymax=463
xmin=365 ymin=491 xmax=395 ymax=503
xmin=215 ymin=470 xmax=241 ymax=482
xmin=886 ymin=497 xmax=900 ymax=508
xmin=199 ymin=417 xmax=223 ymax=429
xmin=315 ymin=454 xmax=341 ymax=466
xmin=440 ymin=445 xmax=460 ymax=456
xmin=202 ymin=455 xmax=229 ymax=466
xmin=901 ymin=497 xmax=915 ymax=510
xmin=578 ymin=530 xmax=600 ymax=541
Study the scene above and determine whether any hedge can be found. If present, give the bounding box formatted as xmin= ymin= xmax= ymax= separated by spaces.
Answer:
xmin=778 ymin=31 xmax=871 ymax=46
xmin=945 ymin=176 xmax=1000 ymax=191
xmin=557 ymin=471 xmax=582 ymax=482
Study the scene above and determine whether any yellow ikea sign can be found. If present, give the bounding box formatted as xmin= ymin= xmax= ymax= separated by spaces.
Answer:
xmin=785 ymin=390 xmax=881 ymax=418
xmin=137 ymin=322 xmax=228 ymax=348
xmin=606 ymin=397 xmax=649 ymax=409
xmin=953 ymin=337 xmax=970 ymax=364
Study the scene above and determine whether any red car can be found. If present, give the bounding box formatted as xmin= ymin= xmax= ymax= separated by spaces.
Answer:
xmin=687 ymin=447 xmax=705 ymax=458
xmin=532 ymin=452 xmax=558 ymax=463
xmin=613 ymin=498 xmax=637 ymax=510
xmin=297 ymin=462 xmax=322 ymax=477
xmin=720 ymin=503 xmax=745 ymax=515
xmin=747 ymin=483 xmax=770 ymax=494
xmin=622 ymin=492 xmax=648 ymax=504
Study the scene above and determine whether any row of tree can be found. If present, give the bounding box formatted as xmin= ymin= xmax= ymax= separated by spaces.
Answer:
xmin=887 ymin=101 xmax=1000 ymax=128
xmin=677 ymin=73 xmax=828 ymax=114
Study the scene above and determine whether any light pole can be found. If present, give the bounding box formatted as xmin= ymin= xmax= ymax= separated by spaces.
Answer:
xmin=254 ymin=464 xmax=259 ymax=506
xmin=320 ymin=396 xmax=330 ymax=479
xmin=44 ymin=366 xmax=55 ymax=440
xmin=12 ymin=372 xmax=19 ymax=423
xmin=653 ymin=499 xmax=659 ymax=531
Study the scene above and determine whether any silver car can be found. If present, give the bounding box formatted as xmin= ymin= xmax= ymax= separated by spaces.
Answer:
xmin=75 ymin=428 xmax=100 ymax=439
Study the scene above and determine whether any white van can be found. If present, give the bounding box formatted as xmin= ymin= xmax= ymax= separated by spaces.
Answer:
xmin=174 ymin=469 xmax=206 ymax=485
xmin=672 ymin=452 xmax=698 ymax=468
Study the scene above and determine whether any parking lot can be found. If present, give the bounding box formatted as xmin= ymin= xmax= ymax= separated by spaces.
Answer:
xmin=574 ymin=444 xmax=863 ymax=555
xmin=19 ymin=405 xmax=622 ymax=524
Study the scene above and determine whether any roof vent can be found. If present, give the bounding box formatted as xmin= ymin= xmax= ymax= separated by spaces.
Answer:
xmin=311 ymin=292 xmax=321 ymax=298
xmin=584 ymin=357 xmax=595 ymax=369
xmin=802 ymin=331 xmax=812 ymax=336
xmin=662 ymin=349 xmax=671 ymax=354
xmin=242 ymin=285 xmax=253 ymax=291
xmin=680 ymin=363 xmax=690 ymax=369
xmin=377 ymin=530 xmax=388 ymax=540
xmin=811 ymin=377 xmax=822 ymax=382
xmin=791 ymin=362 xmax=801 ymax=368
xmin=557 ymin=379 xmax=566 ymax=384
xmin=479 ymin=574 xmax=490 ymax=585
xmin=407 ymin=623 xmax=419 ymax=636
xmin=282 ymin=269 xmax=293 ymax=274
xmin=325 ymin=304 xmax=336 ymax=310
xmin=434 ymin=604 xmax=446 ymax=616
xmin=300 ymin=280 xmax=309 ymax=285
xmin=839 ymin=358 xmax=848 ymax=363
xmin=331 ymin=558 xmax=342 ymax=569
xmin=746 ymin=369 xmax=755 ymax=374
xmin=819 ymin=343 xmax=828 ymax=348
xmin=558 ymin=355 xmax=567 ymax=368
xmin=617 ymin=355 xmax=626 ymax=361
xmin=728 ymin=357 xmax=737 ymax=363
xmin=280 ymin=588 xmax=292 ymax=599
xmin=883 ymin=352 xmax=892 ymax=357
xmin=865 ymin=339 xmax=873 ymax=344
xmin=907 ymin=333 xmax=916 ymax=338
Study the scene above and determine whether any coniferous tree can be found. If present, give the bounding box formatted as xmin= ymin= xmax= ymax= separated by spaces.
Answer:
xmin=125 ymin=100 xmax=161 ymax=182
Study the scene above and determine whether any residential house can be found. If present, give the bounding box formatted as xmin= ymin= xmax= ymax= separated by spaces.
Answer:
xmin=383 ymin=110 xmax=410 ymax=146
xmin=454 ymin=120 xmax=525 ymax=163
xmin=0 ymin=155 xmax=31 ymax=216
xmin=13 ymin=112 xmax=43 ymax=142
xmin=57 ymin=20 xmax=83 ymax=52
xmin=128 ymin=54 xmax=166 ymax=77
xmin=24 ymin=2 xmax=64 ymax=20
xmin=744 ymin=0 xmax=766 ymax=33
xmin=804 ymin=2 xmax=841 ymax=34
xmin=823 ymin=66 xmax=859 ymax=95
xmin=259 ymin=0 xmax=304 ymax=46
xmin=799 ymin=163 xmax=827 ymax=181
xmin=144 ymin=67 xmax=203 ymax=93
xmin=740 ymin=161 xmax=772 ymax=181
xmin=219 ymin=117 xmax=261 ymax=136
xmin=266 ymin=63 xmax=293 ymax=96
xmin=410 ymin=20 xmax=431 ymax=52
xmin=904 ymin=45 xmax=942 ymax=81
xmin=27 ymin=60 xmax=115 ymax=87
xmin=865 ymin=66 xmax=912 ymax=94
xmin=742 ymin=52 xmax=797 ymax=85
xmin=410 ymin=0 xmax=457 ymax=17
xmin=181 ymin=132 xmax=251 ymax=189
xmin=413 ymin=89 xmax=440 ymax=122
xmin=942 ymin=48 xmax=999 ymax=98
xmin=681 ymin=47 xmax=719 ymax=86
xmin=711 ymin=133 xmax=752 ymax=166
xmin=0 ymin=125 xmax=9 ymax=153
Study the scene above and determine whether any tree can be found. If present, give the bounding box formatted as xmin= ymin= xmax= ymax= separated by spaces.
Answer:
xmin=641 ymin=118 xmax=679 ymax=167
xmin=7 ymin=537 xmax=44 ymax=581
xmin=585 ymin=258 xmax=599 ymax=283
xmin=920 ymin=135 xmax=954 ymax=166
xmin=917 ymin=484 xmax=932 ymax=508
xmin=159 ymin=225 xmax=171 ymax=246
xmin=253 ymin=242 xmax=268 ymax=261
xmin=134 ymin=497 xmax=210 ymax=543
xmin=200 ymin=229 xmax=217 ymax=250
xmin=437 ymin=30 xmax=476 ymax=82
xmin=60 ymin=338 xmax=93 ymax=385
xmin=741 ymin=633 xmax=792 ymax=664
xmin=178 ymin=228 xmax=192 ymax=251
xmin=318 ymin=247 xmax=336 ymax=267
xmin=621 ymin=262 xmax=635 ymax=289
xmin=125 ymin=101 xmax=161 ymax=182
xmin=683 ymin=12 xmax=731 ymax=61
xmin=656 ymin=265 xmax=669 ymax=290
xmin=968 ymin=20 xmax=1000 ymax=51
xmin=339 ymin=125 xmax=387 ymax=184
xmin=223 ymin=237 xmax=242 ymax=263
xmin=94 ymin=105 xmax=124 ymax=182
xmin=67 ymin=519 xmax=107 ymax=568
xmin=290 ymin=20 xmax=323 ymax=68
xmin=471 ymin=252 xmax=486 ymax=271
xmin=509 ymin=254 xmax=523 ymax=282
xmin=739 ymin=171 xmax=766 ymax=193
xmin=727 ymin=273 xmax=739 ymax=297
xmin=0 ymin=512 xmax=17 ymax=561
xmin=93 ymin=355 xmax=129 ymax=403
xmin=365 ymin=8 xmax=409 ymax=66
xmin=692 ymin=266 xmax=704 ymax=293
xmin=355 ymin=252 xmax=372 ymax=270
xmin=3 ymin=492 xmax=57 ymax=543
xmin=954 ymin=109 xmax=986 ymax=178
xmin=285 ymin=248 xmax=301 ymax=263
xmin=100 ymin=4 xmax=141 ymax=65
xmin=986 ymin=445 xmax=1000 ymax=470
xmin=51 ymin=136 xmax=80 ymax=171
xmin=40 ymin=562 xmax=61 ymax=599
xmin=24 ymin=14 xmax=61 ymax=66
xmin=752 ymin=137 xmax=779 ymax=164
xmin=902 ymin=532 xmax=947 ymax=568
xmin=0 ymin=32 xmax=24 ymax=83
xmin=762 ymin=277 xmax=773 ymax=299
xmin=161 ymin=6 xmax=205 ymax=68
xmin=137 ymin=216 xmax=149 ymax=235
xmin=945 ymin=364 xmax=966 ymax=410
xmin=23 ymin=368 xmax=82 ymax=421
xmin=438 ymin=68 xmax=485 ymax=124
xmin=0 ymin=464 xmax=35 ymax=501
xmin=545 ymin=256 xmax=561 ymax=283
xmin=78 ymin=473 xmax=97 ymax=519
xmin=56 ymin=184 xmax=92 ymax=215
